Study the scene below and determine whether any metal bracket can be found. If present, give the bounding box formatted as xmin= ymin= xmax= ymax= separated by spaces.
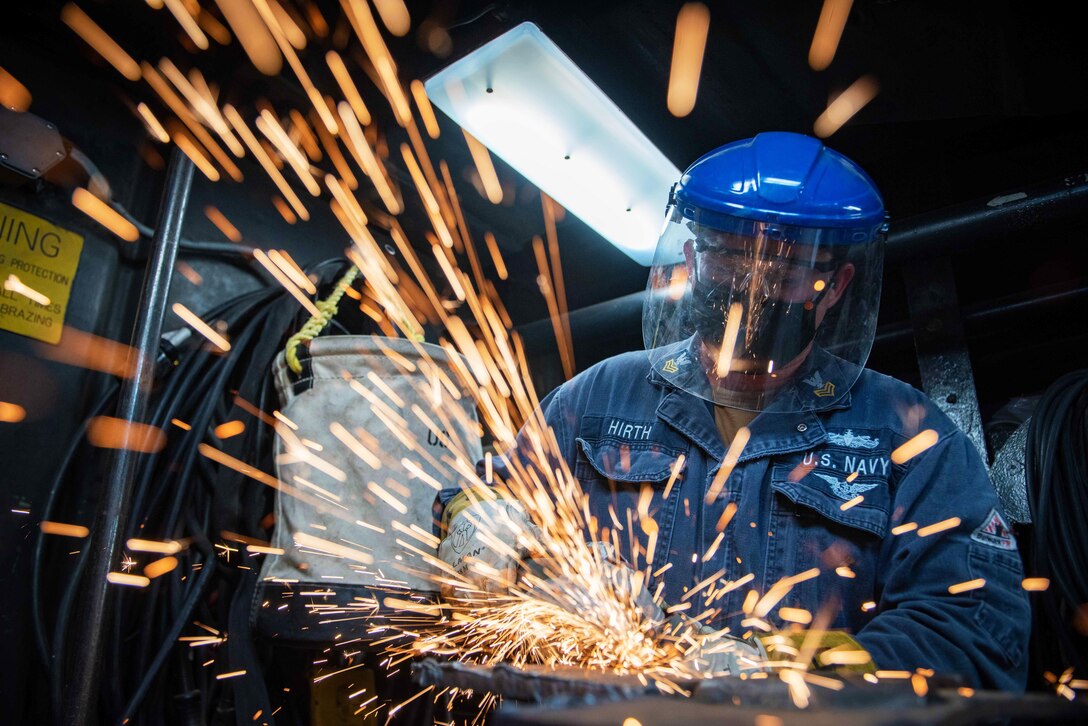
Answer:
xmin=903 ymin=257 xmax=988 ymax=463
xmin=0 ymin=106 xmax=66 ymax=180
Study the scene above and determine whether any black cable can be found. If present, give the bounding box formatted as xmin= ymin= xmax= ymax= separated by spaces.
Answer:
xmin=41 ymin=260 xmax=364 ymax=724
xmin=31 ymin=380 xmax=120 ymax=670
xmin=1024 ymin=369 xmax=1088 ymax=682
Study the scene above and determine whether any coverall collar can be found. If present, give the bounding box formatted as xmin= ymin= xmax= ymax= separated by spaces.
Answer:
xmin=648 ymin=348 xmax=854 ymax=462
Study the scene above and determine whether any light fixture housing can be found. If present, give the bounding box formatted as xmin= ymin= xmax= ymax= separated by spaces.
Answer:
xmin=424 ymin=22 xmax=680 ymax=266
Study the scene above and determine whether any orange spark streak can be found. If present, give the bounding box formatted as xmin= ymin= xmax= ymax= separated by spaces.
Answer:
xmin=268 ymin=250 xmax=316 ymax=294
xmin=172 ymin=302 xmax=232 ymax=351
xmin=891 ymin=429 xmax=939 ymax=464
xmin=667 ymin=3 xmax=710 ymax=117
xmin=289 ymin=109 xmax=322 ymax=161
xmin=143 ymin=64 xmax=241 ymax=181
xmin=107 ymin=572 xmax=150 ymax=587
xmin=256 ymin=110 xmax=321 ymax=196
xmin=127 ymin=538 xmax=183 ymax=554
xmin=0 ymin=66 xmax=32 ymax=111
xmin=463 ymin=130 xmax=502 ymax=204
xmin=704 ymin=426 xmax=750 ymax=504
xmin=204 ymin=205 xmax=242 ymax=241
xmin=87 ymin=417 xmax=167 ymax=453
xmin=916 ymin=516 xmax=960 ymax=537
xmin=0 ymin=402 xmax=26 ymax=423
xmin=373 ymin=0 xmax=411 ymax=36
xmin=251 ymin=0 xmax=338 ymax=133
xmin=483 ymin=232 xmax=508 ymax=280
xmin=410 ymin=80 xmax=440 ymax=138
xmin=161 ymin=0 xmax=209 ymax=49
xmin=35 ymin=326 xmax=136 ymax=377
xmin=60 ymin=4 xmax=142 ymax=81
xmin=40 ymin=521 xmax=90 ymax=538
xmin=144 ymin=555 xmax=178 ymax=579
xmin=947 ymin=578 xmax=986 ymax=595
xmin=339 ymin=105 xmax=403 ymax=215
xmin=809 ymin=0 xmax=853 ymax=71
xmin=223 ymin=105 xmax=310 ymax=220
xmin=813 ymin=74 xmax=879 ymax=139
xmin=213 ymin=0 xmax=282 ymax=75
xmin=252 ymin=249 xmax=321 ymax=315
xmin=215 ymin=670 xmax=247 ymax=680
xmin=340 ymin=0 xmax=412 ymax=126
xmin=136 ymin=102 xmax=170 ymax=142
xmin=214 ymin=420 xmax=245 ymax=439
xmin=71 ymin=188 xmax=139 ymax=241
xmin=171 ymin=129 xmax=220 ymax=181
xmin=326 ymin=50 xmax=372 ymax=125
xmin=4 ymin=275 xmax=51 ymax=306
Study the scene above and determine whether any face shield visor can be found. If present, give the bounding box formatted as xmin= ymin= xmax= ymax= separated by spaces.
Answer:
xmin=643 ymin=205 xmax=884 ymax=412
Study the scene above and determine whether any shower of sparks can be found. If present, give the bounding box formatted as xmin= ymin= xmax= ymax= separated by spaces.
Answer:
xmin=36 ymin=4 xmax=931 ymax=718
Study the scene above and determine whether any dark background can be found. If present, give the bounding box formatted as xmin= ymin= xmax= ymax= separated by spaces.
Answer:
xmin=2 ymin=1 xmax=1087 ymax=722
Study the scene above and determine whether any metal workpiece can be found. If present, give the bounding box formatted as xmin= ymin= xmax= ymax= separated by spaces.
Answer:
xmin=414 ymin=658 xmax=1088 ymax=725
xmin=62 ymin=150 xmax=195 ymax=726
xmin=903 ymin=257 xmax=987 ymax=463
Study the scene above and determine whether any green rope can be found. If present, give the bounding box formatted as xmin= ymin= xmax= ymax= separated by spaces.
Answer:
xmin=284 ymin=267 xmax=360 ymax=375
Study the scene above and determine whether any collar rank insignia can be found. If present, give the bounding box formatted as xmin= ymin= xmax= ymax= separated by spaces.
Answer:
xmin=803 ymin=371 xmax=835 ymax=397
xmin=662 ymin=358 xmax=679 ymax=373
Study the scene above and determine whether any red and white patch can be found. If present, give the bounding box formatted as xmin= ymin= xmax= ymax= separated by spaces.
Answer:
xmin=970 ymin=508 xmax=1017 ymax=550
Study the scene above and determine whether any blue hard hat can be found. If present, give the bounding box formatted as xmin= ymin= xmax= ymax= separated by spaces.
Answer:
xmin=672 ymin=131 xmax=887 ymax=244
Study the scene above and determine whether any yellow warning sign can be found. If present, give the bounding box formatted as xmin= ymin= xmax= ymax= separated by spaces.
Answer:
xmin=0 ymin=201 xmax=84 ymax=344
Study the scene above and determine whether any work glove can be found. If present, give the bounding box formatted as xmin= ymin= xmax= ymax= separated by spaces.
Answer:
xmin=757 ymin=630 xmax=876 ymax=676
xmin=656 ymin=609 xmax=768 ymax=676
xmin=437 ymin=492 xmax=542 ymax=596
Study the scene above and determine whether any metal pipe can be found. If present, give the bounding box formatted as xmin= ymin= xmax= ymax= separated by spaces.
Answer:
xmin=884 ymin=171 xmax=1088 ymax=264
xmin=517 ymin=171 xmax=1088 ymax=353
xmin=63 ymin=151 xmax=194 ymax=725
xmin=874 ymin=281 xmax=1088 ymax=346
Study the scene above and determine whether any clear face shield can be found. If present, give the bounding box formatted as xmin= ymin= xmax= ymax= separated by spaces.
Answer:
xmin=643 ymin=205 xmax=885 ymax=412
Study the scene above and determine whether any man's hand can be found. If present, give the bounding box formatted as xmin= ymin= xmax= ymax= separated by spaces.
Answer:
xmin=437 ymin=494 xmax=541 ymax=596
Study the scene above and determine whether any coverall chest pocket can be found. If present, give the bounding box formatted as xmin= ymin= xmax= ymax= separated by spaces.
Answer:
xmin=767 ymin=464 xmax=889 ymax=628
xmin=574 ymin=417 xmax=688 ymax=569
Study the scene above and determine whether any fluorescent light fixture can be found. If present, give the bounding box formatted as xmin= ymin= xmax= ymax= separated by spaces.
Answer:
xmin=424 ymin=22 xmax=680 ymax=266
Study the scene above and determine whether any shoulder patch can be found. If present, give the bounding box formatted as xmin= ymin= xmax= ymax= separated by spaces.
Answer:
xmin=970 ymin=508 xmax=1017 ymax=551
